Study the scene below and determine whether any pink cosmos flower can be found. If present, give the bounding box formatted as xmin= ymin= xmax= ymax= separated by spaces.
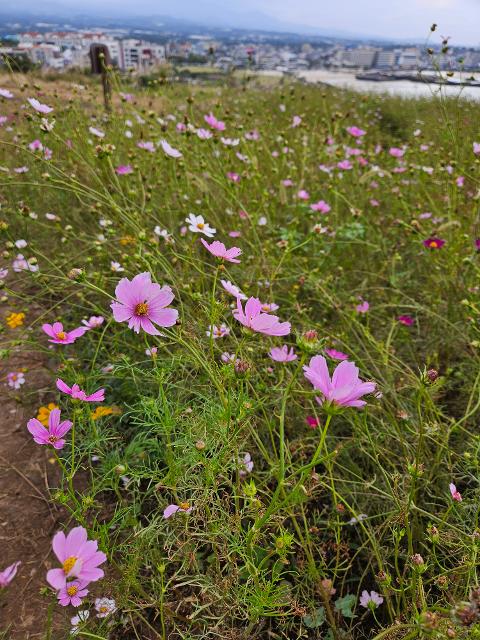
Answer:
xmin=111 ymin=272 xmax=178 ymax=335
xmin=56 ymin=378 xmax=105 ymax=403
xmin=227 ymin=172 xmax=240 ymax=183
xmin=456 ymin=176 xmax=464 ymax=187
xmin=200 ymin=239 xmax=242 ymax=263
xmin=297 ymin=189 xmax=310 ymax=200
xmin=115 ymin=164 xmax=133 ymax=175
xmin=360 ymin=590 xmax=383 ymax=609
xmin=325 ymin=348 xmax=349 ymax=361
xmin=0 ymin=561 xmax=20 ymax=587
xmin=449 ymin=483 xmax=462 ymax=502
xmin=423 ymin=237 xmax=445 ymax=249
xmin=29 ymin=139 xmax=43 ymax=151
xmin=474 ymin=142 xmax=480 ymax=155
xmin=46 ymin=526 xmax=106 ymax=591
xmin=233 ymin=297 xmax=290 ymax=336
xmin=137 ymin=141 xmax=155 ymax=152
xmin=475 ymin=238 xmax=480 ymax=251
xmin=306 ymin=415 xmax=320 ymax=428
xmin=163 ymin=503 xmax=193 ymax=518
xmin=207 ymin=324 xmax=230 ymax=339
xmin=347 ymin=126 xmax=366 ymax=138
xmin=398 ymin=315 xmax=414 ymax=326
xmin=204 ymin=113 xmax=225 ymax=131
xmin=220 ymin=279 xmax=247 ymax=300
xmin=0 ymin=88 xmax=13 ymax=99
xmin=89 ymin=126 xmax=105 ymax=138
xmin=337 ymin=160 xmax=353 ymax=170
xmin=27 ymin=408 xmax=72 ymax=450
xmin=160 ymin=139 xmax=182 ymax=158
xmin=292 ymin=115 xmax=302 ymax=127
xmin=28 ymin=98 xmax=53 ymax=114
xmin=239 ymin=452 xmax=254 ymax=477
xmin=197 ymin=128 xmax=213 ymax=140
xmin=310 ymin=200 xmax=331 ymax=213
xmin=269 ymin=345 xmax=297 ymax=362
xmin=57 ymin=580 xmax=89 ymax=607
xmin=82 ymin=316 xmax=105 ymax=329
xmin=389 ymin=147 xmax=405 ymax=158
xmin=303 ymin=356 xmax=376 ymax=408
xmin=356 ymin=301 xmax=370 ymax=313
xmin=42 ymin=322 xmax=87 ymax=345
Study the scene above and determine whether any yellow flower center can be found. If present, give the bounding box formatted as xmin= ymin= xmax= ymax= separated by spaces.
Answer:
xmin=56 ymin=331 xmax=67 ymax=340
xmin=67 ymin=584 xmax=79 ymax=596
xmin=48 ymin=435 xmax=59 ymax=443
xmin=179 ymin=501 xmax=190 ymax=510
xmin=11 ymin=374 xmax=17 ymax=381
xmin=100 ymin=606 xmax=109 ymax=613
xmin=429 ymin=241 xmax=438 ymax=248
xmin=197 ymin=222 xmax=204 ymax=229
xmin=135 ymin=302 xmax=149 ymax=316
xmin=63 ymin=556 xmax=78 ymax=574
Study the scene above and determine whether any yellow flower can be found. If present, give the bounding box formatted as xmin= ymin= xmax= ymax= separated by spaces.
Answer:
xmin=91 ymin=405 xmax=121 ymax=420
xmin=119 ymin=236 xmax=135 ymax=246
xmin=6 ymin=312 xmax=25 ymax=328
xmin=36 ymin=402 xmax=59 ymax=426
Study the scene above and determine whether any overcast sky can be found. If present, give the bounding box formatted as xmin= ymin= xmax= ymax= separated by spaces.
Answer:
xmin=13 ymin=0 xmax=480 ymax=46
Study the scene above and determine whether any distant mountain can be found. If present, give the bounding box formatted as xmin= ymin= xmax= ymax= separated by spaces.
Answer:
xmin=0 ymin=0 xmax=396 ymax=43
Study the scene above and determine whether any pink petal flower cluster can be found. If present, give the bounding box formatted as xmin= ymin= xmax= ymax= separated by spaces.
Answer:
xmin=204 ymin=112 xmax=225 ymax=131
xmin=56 ymin=378 xmax=105 ymax=402
xmin=233 ymin=297 xmax=290 ymax=336
xmin=303 ymin=356 xmax=376 ymax=408
xmin=200 ymin=239 xmax=242 ymax=263
xmin=42 ymin=322 xmax=88 ymax=345
xmin=111 ymin=272 xmax=178 ymax=335
xmin=47 ymin=526 xmax=106 ymax=607
xmin=310 ymin=200 xmax=331 ymax=213
xmin=27 ymin=408 xmax=72 ymax=450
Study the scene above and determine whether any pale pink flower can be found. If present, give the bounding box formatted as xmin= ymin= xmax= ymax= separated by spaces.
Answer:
xmin=227 ymin=172 xmax=240 ymax=183
xmin=7 ymin=371 xmax=25 ymax=389
xmin=233 ymin=297 xmax=290 ymax=336
xmin=46 ymin=526 xmax=106 ymax=591
xmin=337 ymin=160 xmax=353 ymax=170
xmin=389 ymin=147 xmax=405 ymax=158
xmin=42 ymin=322 xmax=88 ymax=345
xmin=449 ymin=483 xmax=462 ymax=502
xmin=115 ymin=164 xmax=133 ymax=175
xmin=197 ymin=128 xmax=213 ymax=140
xmin=303 ymin=356 xmax=376 ymax=408
xmin=292 ymin=115 xmax=302 ymax=127
xmin=200 ymin=239 xmax=241 ymax=263
xmin=29 ymin=139 xmax=43 ymax=151
xmin=346 ymin=126 xmax=366 ymax=137
xmin=163 ymin=503 xmax=193 ymax=518
xmin=0 ymin=561 xmax=20 ymax=587
xmin=160 ymin=139 xmax=182 ymax=158
xmin=207 ymin=324 xmax=230 ymax=339
xmin=474 ymin=142 xmax=480 ymax=155
xmin=0 ymin=88 xmax=13 ymax=99
xmin=297 ymin=189 xmax=310 ymax=200
xmin=27 ymin=408 xmax=72 ymax=450
xmin=89 ymin=126 xmax=105 ymax=138
xmin=239 ymin=452 xmax=254 ymax=477
xmin=325 ymin=348 xmax=349 ymax=361
xmin=27 ymin=98 xmax=53 ymax=114
xmin=111 ymin=272 xmax=178 ymax=335
xmin=185 ymin=214 xmax=216 ymax=237
xmin=56 ymin=378 xmax=105 ymax=402
xmin=269 ymin=345 xmax=297 ymax=362
xmin=82 ymin=316 xmax=105 ymax=329
xmin=360 ymin=590 xmax=383 ymax=609
xmin=137 ymin=141 xmax=155 ymax=152
xmin=356 ymin=301 xmax=370 ymax=313
xmin=95 ymin=597 xmax=117 ymax=618
xmin=220 ymin=279 xmax=246 ymax=300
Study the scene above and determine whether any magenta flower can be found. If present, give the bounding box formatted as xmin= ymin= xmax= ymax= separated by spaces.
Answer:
xmin=310 ymin=200 xmax=331 ymax=214
xmin=449 ymin=482 xmax=462 ymax=502
xmin=163 ymin=502 xmax=193 ymax=518
xmin=475 ymin=238 xmax=480 ymax=251
xmin=346 ymin=126 xmax=366 ymax=138
xmin=56 ymin=378 xmax=105 ymax=403
xmin=42 ymin=322 xmax=88 ymax=345
xmin=356 ymin=301 xmax=370 ymax=313
xmin=306 ymin=415 xmax=319 ymax=429
xmin=57 ymin=580 xmax=89 ymax=607
xmin=303 ymin=356 xmax=376 ymax=408
xmin=204 ymin=112 xmax=225 ymax=131
xmin=325 ymin=348 xmax=349 ymax=361
xmin=227 ymin=171 xmax=240 ymax=183
xmin=200 ymin=239 xmax=242 ymax=263
xmin=46 ymin=526 xmax=106 ymax=591
xmin=269 ymin=345 xmax=297 ymax=362
xmin=0 ymin=561 xmax=20 ymax=588
xmin=423 ymin=237 xmax=445 ymax=249
xmin=27 ymin=408 xmax=72 ymax=450
xmin=233 ymin=297 xmax=290 ymax=336
xmin=398 ymin=315 xmax=414 ymax=326
xmin=337 ymin=160 xmax=353 ymax=170
xmin=389 ymin=147 xmax=405 ymax=158
xmin=115 ymin=164 xmax=133 ymax=175
xmin=111 ymin=272 xmax=178 ymax=335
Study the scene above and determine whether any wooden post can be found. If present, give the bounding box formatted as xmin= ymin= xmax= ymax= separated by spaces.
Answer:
xmin=90 ymin=44 xmax=112 ymax=112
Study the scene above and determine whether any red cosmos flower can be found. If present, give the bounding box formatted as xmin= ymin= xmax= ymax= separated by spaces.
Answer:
xmin=423 ymin=237 xmax=445 ymax=249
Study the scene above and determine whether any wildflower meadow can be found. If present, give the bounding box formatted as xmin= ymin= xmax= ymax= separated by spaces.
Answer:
xmin=1 ymin=68 xmax=480 ymax=639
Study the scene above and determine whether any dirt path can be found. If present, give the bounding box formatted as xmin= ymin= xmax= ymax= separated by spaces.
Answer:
xmin=0 ymin=293 xmax=67 ymax=637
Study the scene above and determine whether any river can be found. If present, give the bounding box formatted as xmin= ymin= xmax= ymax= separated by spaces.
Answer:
xmin=296 ymin=69 xmax=480 ymax=101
